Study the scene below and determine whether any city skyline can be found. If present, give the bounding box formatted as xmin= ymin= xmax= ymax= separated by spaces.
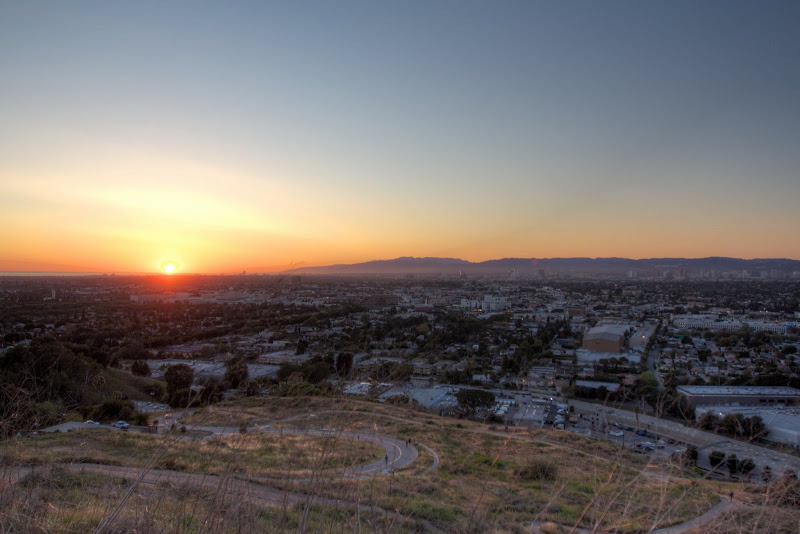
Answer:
xmin=2 ymin=1 xmax=799 ymax=274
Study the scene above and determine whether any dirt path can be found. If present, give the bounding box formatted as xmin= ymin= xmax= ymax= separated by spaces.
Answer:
xmin=650 ymin=498 xmax=741 ymax=534
xmin=293 ymin=410 xmax=743 ymax=534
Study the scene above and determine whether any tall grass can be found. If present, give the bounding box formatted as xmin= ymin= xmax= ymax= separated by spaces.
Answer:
xmin=2 ymin=396 xmax=799 ymax=533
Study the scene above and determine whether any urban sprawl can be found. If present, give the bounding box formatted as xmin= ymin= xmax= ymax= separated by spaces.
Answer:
xmin=3 ymin=271 xmax=800 ymax=478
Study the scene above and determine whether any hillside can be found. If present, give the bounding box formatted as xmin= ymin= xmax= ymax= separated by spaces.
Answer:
xmin=3 ymin=395 xmax=799 ymax=533
xmin=0 ymin=339 xmax=165 ymax=438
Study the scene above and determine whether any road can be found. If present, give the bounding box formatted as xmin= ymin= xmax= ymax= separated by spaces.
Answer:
xmin=647 ymin=341 xmax=665 ymax=389
xmin=569 ymin=398 xmax=800 ymax=478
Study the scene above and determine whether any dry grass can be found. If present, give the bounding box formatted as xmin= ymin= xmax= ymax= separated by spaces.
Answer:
xmin=0 ymin=429 xmax=384 ymax=477
xmin=3 ymin=395 xmax=800 ymax=533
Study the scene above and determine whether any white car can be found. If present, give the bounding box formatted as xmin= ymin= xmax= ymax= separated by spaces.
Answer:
xmin=112 ymin=421 xmax=130 ymax=429
xmin=609 ymin=430 xmax=624 ymax=437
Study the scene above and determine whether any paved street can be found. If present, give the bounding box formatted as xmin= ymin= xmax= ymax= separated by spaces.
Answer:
xmin=569 ymin=398 xmax=800 ymax=478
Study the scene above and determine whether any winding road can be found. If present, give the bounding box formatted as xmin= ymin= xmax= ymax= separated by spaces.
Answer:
xmin=32 ymin=409 xmax=756 ymax=533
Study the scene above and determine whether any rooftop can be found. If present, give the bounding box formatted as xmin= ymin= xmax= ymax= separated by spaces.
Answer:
xmin=677 ymin=385 xmax=800 ymax=396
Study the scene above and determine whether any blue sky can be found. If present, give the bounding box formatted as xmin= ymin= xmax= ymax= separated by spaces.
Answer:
xmin=1 ymin=1 xmax=798 ymax=272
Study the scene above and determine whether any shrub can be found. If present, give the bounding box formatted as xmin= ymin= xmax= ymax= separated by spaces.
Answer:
xmin=131 ymin=360 xmax=151 ymax=377
xmin=516 ymin=459 xmax=558 ymax=481
xmin=94 ymin=398 xmax=135 ymax=421
xmin=168 ymin=388 xmax=192 ymax=408
xmin=739 ymin=458 xmax=755 ymax=474
xmin=685 ymin=445 xmax=699 ymax=466
xmin=709 ymin=450 xmax=726 ymax=469
xmin=727 ymin=453 xmax=739 ymax=475
xmin=133 ymin=411 xmax=150 ymax=426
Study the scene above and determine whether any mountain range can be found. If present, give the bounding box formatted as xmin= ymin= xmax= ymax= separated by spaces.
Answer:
xmin=284 ymin=257 xmax=800 ymax=276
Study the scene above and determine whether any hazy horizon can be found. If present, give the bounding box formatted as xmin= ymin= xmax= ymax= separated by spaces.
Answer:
xmin=2 ymin=1 xmax=799 ymax=274
xmin=2 ymin=253 xmax=800 ymax=277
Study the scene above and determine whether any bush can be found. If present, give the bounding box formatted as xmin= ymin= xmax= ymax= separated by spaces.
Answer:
xmin=131 ymin=360 xmax=151 ymax=377
xmin=739 ymin=458 xmax=755 ymax=474
xmin=516 ymin=459 xmax=558 ymax=481
xmin=168 ymin=388 xmax=193 ymax=408
xmin=94 ymin=398 xmax=135 ymax=421
xmin=727 ymin=454 xmax=739 ymax=475
xmin=133 ymin=411 xmax=150 ymax=426
xmin=709 ymin=450 xmax=726 ymax=469
xmin=685 ymin=445 xmax=699 ymax=466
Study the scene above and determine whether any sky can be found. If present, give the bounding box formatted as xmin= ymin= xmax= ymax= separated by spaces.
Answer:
xmin=1 ymin=1 xmax=799 ymax=274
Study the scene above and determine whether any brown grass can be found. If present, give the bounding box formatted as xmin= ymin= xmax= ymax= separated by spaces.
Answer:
xmin=3 ymin=395 xmax=799 ymax=533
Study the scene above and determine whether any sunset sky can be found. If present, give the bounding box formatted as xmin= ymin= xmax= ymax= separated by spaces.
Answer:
xmin=1 ymin=1 xmax=799 ymax=274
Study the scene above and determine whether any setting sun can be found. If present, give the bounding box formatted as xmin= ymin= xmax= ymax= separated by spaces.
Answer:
xmin=161 ymin=260 xmax=179 ymax=274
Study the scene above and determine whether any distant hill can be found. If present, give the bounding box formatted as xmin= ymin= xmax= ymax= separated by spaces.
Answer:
xmin=285 ymin=256 xmax=800 ymax=276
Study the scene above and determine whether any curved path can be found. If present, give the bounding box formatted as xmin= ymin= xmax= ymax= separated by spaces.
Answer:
xmin=42 ymin=419 xmax=421 ymax=477
xmin=188 ymin=424 xmax=418 ymax=477
xmin=272 ymin=410 xmax=754 ymax=534
xmin=39 ymin=408 xmax=745 ymax=533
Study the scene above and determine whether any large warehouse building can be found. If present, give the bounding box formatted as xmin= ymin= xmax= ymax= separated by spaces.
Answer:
xmin=581 ymin=325 xmax=627 ymax=353
xmin=676 ymin=385 xmax=800 ymax=407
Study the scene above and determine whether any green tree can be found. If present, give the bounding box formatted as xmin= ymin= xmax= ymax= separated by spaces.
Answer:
xmin=94 ymin=398 xmax=135 ymax=421
xmin=277 ymin=363 xmax=301 ymax=382
xmin=709 ymin=450 xmax=726 ymax=469
xmin=697 ymin=412 xmax=720 ymax=431
xmin=131 ymin=360 xmax=151 ymax=377
xmin=742 ymin=415 xmax=767 ymax=440
xmin=740 ymin=458 xmax=755 ymax=475
xmin=455 ymin=389 xmax=495 ymax=416
xmin=685 ymin=445 xmax=699 ymax=466
xmin=334 ymin=352 xmax=353 ymax=378
xmin=198 ymin=378 xmax=224 ymax=404
xmin=168 ymin=388 xmax=192 ymax=408
xmin=223 ymin=356 xmax=249 ymax=389
xmin=164 ymin=363 xmax=194 ymax=397
xmin=720 ymin=413 xmax=744 ymax=436
xmin=303 ymin=361 xmax=330 ymax=384
xmin=727 ymin=454 xmax=740 ymax=476
xmin=637 ymin=371 xmax=659 ymax=388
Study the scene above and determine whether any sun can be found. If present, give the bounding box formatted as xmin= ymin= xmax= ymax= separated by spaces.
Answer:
xmin=161 ymin=260 xmax=179 ymax=274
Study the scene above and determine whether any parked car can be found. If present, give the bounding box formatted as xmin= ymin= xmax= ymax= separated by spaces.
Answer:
xmin=112 ymin=421 xmax=130 ymax=429
xmin=636 ymin=430 xmax=647 ymax=436
xmin=657 ymin=440 xmax=666 ymax=448
xmin=609 ymin=430 xmax=624 ymax=437
xmin=84 ymin=420 xmax=100 ymax=425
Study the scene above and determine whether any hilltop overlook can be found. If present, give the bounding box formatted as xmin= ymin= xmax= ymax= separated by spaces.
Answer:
xmin=7 ymin=395 xmax=800 ymax=533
